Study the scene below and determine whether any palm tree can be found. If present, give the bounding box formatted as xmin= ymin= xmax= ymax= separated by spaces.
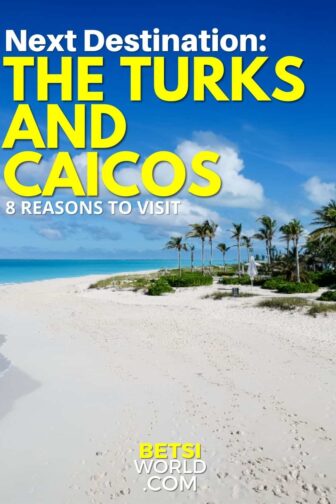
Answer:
xmin=288 ymin=219 xmax=304 ymax=282
xmin=231 ymin=223 xmax=243 ymax=275
xmin=277 ymin=247 xmax=303 ymax=281
xmin=310 ymin=200 xmax=336 ymax=239
xmin=254 ymin=215 xmax=277 ymax=266
xmin=305 ymin=234 xmax=336 ymax=269
xmin=279 ymin=223 xmax=292 ymax=255
xmin=204 ymin=220 xmax=218 ymax=267
xmin=189 ymin=244 xmax=195 ymax=271
xmin=186 ymin=222 xmax=208 ymax=273
xmin=165 ymin=236 xmax=187 ymax=276
xmin=242 ymin=235 xmax=253 ymax=262
xmin=217 ymin=243 xmax=229 ymax=270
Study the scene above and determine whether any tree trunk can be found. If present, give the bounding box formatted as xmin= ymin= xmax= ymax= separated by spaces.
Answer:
xmin=178 ymin=250 xmax=181 ymax=277
xmin=209 ymin=239 xmax=213 ymax=267
xmin=295 ymin=239 xmax=300 ymax=283
xmin=190 ymin=251 xmax=194 ymax=271
xmin=269 ymin=240 xmax=274 ymax=274
xmin=266 ymin=240 xmax=270 ymax=266
xmin=201 ymin=239 xmax=204 ymax=274
xmin=223 ymin=254 xmax=226 ymax=271
xmin=237 ymin=240 xmax=241 ymax=276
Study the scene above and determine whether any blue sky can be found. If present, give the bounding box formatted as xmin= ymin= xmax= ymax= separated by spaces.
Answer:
xmin=0 ymin=0 xmax=335 ymax=260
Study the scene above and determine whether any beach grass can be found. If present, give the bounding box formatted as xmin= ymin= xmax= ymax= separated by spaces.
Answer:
xmin=88 ymin=271 xmax=336 ymax=316
xmin=307 ymin=303 xmax=336 ymax=317
xmin=258 ymin=297 xmax=310 ymax=311
xmin=89 ymin=269 xmax=213 ymax=293
xmin=204 ymin=291 xmax=256 ymax=300
xmin=258 ymin=297 xmax=336 ymax=317
xmin=89 ymin=272 xmax=158 ymax=291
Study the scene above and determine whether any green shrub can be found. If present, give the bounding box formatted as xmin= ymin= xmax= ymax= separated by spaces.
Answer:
xmin=218 ymin=276 xmax=239 ymax=285
xmin=219 ymin=275 xmax=264 ymax=286
xmin=216 ymin=270 xmax=236 ymax=277
xmin=165 ymin=272 xmax=213 ymax=287
xmin=308 ymin=270 xmax=336 ymax=287
xmin=249 ymin=277 xmax=266 ymax=286
xmin=219 ymin=275 xmax=250 ymax=285
xmin=258 ymin=297 xmax=310 ymax=311
xmin=147 ymin=278 xmax=174 ymax=296
xmin=276 ymin=282 xmax=319 ymax=294
xmin=318 ymin=290 xmax=336 ymax=302
xmin=237 ymin=275 xmax=251 ymax=285
xmin=261 ymin=277 xmax=287 ymax=290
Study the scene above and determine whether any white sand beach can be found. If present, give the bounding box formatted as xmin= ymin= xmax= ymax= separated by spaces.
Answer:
xmin=0 ymin=275 xmax=335 ymax=504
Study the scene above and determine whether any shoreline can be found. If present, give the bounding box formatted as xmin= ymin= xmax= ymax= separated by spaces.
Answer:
xmin=0 ymin=268 xmax=162 ymax=288
xmin=0 ymin=259 xmax=231 ymax=286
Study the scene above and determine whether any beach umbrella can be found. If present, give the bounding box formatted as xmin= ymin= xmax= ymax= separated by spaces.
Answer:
xmin=247 ymin=255 xmax=258 ymax=287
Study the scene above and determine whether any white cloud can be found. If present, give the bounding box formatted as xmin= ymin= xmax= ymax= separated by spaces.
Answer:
xmin=36 ymin=227 xmax=63 ymax=240
xmin=177 ymin=132 xmax=264 ymax=208
xmin=267 ymin=203 xmax=294 ymax=223
xmin=303 ymin=176 xmax=336 ymax=205
xmin=113 ymin=198 xmax=221 ymax=239
xmin=34 ymin=222 xmax=121 ymax=241
xmin=0 ymin=180 xmax=21 ymax=213
xmin=130 ymin=199 xmax=219 ymax=227
xmin=115 ymin=131 xmax=265 ymax=209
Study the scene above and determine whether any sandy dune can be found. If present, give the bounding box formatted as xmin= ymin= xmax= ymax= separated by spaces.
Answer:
xmin=0 ymin=276 xmax=335 ymax=504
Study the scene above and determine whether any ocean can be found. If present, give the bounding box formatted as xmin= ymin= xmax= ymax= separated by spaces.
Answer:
xmin=0 ymin=259 xmax=179 ymax=284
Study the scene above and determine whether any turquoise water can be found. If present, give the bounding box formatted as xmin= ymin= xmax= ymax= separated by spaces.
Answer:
xmin=0 ymin=259 xmax=180 ymax=284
